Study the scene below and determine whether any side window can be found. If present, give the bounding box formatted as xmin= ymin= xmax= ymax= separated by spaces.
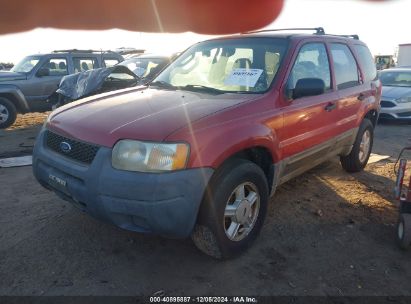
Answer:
xmin=330 ymin=44 xmax=360 ymax=89
xmin=288 ymin=43 xmax=331 ymax=93
xmin=73 ymin=58 xmax=98 ymax=73
xmin=42 ymin=58 xmax=68 ymax=76
xmin=354 ymin=45 xmax=377 ymax=82
xmin=104 ymin=59 xmax=120 ymax=67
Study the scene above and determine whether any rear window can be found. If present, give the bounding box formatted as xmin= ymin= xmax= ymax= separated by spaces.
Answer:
xmin=330 ymin=43 xmax=360 ymax=90
xmin=354 ymin=45 xmax=377 ymax=82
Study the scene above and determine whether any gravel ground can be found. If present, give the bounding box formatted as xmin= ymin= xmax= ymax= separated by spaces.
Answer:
xmin=0 ymin=114 xmax=410 ymax=296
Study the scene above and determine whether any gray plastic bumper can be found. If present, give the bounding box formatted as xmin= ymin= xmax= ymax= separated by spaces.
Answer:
xmin=32 ymin=129 xmax=214 ymax=238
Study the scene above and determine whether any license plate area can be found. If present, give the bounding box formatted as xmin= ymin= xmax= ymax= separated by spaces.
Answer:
xmin=48 ymin=173 xmax=69 ymax=195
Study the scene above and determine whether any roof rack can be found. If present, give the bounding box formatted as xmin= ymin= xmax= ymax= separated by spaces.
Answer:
xmin=331 ymin=34 xmax=360 ymax=40
xmin=244 ymin=27 xmax=325 ymax=35
xmin=53 ymin=49 xmax=115 ymax=54
xmin=243 ymin=27 xmax=360 ymax=40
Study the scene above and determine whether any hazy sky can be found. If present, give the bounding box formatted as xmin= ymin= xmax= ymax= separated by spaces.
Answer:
xmin=0 ymin=0 xmax=409 ymax=63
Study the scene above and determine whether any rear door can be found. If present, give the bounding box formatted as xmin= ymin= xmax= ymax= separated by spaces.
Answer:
xmin=328 ymin=42 xmax=365 ymax=136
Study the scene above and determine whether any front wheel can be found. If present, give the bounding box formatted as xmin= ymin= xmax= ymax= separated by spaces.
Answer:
xmin=340 ymin=119 xmax=374 ymax=173
xmin=397 ymin=214 xmax=411 ymax=250
xmin=191 ymin=159 xmax=269 ymax=259
xmin=0 ymin=97 xmax=17 ymax=129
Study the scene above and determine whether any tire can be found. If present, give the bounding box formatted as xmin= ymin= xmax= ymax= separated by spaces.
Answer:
xmin=0 ymin=97 xmax=17 ymax=129
xmin=191 ymin=159 xmax=269 ymax=259
xmin=340 ymin=118 xmax=374 ymax=173
xmin=397 ymin=213 xmax=411 ymax=250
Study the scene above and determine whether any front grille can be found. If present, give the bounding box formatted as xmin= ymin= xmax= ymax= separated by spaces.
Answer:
xmin=398 ymin=112 xmax=411 ymax=118
xmin=381 ymin=100 xmax=396 ymax=108
xmin=45 ymin=130 xmax=99 ymax=164
xmin=379 ymin=113 xmax=395 ymax=119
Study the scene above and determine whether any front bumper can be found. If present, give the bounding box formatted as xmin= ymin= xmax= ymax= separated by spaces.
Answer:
xmin=380 ymin=99 xmax=411 ymax=120
xmin=32 ymin=128 xmax=214 ymax=238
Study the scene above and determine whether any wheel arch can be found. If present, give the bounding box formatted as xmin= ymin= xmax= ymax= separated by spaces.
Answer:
xmin=363 ymin=109 xmax=378 ymax=127
xmin=0 ymin=87 xmax=29 ymax=113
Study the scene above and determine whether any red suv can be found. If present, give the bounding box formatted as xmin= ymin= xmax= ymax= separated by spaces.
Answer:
xmin=33 ymin=28 xmax=381 ymax=258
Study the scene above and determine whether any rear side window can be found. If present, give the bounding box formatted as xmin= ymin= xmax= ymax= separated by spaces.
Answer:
xmin=73 ymin=58 xmax=98 ymax=73
xmin=330 ymin=44 xmax=360 ymax=89
xmin=354 ymin=45 xmax=377 ymax=82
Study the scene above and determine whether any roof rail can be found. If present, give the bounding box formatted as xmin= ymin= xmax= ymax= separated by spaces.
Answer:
xmin=53 ymin=49 xmax=115 ymax=54
xmin=243 ymin=27 xmax=360 ymax=40
xmin=330 ymin=34 xmax=360 ymax=40
xmin=243 ymin=27 xmax=325 ymax=35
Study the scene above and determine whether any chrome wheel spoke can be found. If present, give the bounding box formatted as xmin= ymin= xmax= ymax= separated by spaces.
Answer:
xmin=247 ymin=191 xmax=258 ymax=206
xmin=224 ymin=205 xmax=237 ymax=218
xmin=235 ymin=185 xmax=245 ymax=200
xmin=226 ymin=222 xmax=241 ymax=239
xmin=246 ymin=216 xmax=254 ymax=227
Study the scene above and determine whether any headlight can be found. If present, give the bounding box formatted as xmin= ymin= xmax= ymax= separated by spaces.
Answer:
xmin=396 ymin=96 xmax=411 ymax=103
xmin=112 ymin=140 xmax=189 ymax=172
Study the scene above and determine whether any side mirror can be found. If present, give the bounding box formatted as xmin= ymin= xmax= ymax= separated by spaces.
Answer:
xmin=293 ymin=78 xmax=325 ymax=99
xmin=36 ymin=67 xmax=50 ymax=77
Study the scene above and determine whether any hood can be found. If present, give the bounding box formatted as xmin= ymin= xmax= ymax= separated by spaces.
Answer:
xmin=381 ymin=86 xmax=411 ymax=100
xmin=0 ymin=71 xmax=27 ymax=81
xmin=47 ymin=87 xmax=259 ymax=147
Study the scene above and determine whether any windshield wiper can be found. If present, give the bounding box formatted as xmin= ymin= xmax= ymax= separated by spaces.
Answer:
xmin=180 ymin=84 xmax=226 ymax=95
xmin=149 ymin=80 xmax=177 ymax=90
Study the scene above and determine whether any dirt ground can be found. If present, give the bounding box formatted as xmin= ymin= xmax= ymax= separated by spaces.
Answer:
xmin=0 ymin=114 xmax=410 ymax=296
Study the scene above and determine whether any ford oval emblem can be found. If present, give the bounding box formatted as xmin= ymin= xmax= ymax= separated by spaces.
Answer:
xmin=59 ymin=141 xmax=72 ymax=153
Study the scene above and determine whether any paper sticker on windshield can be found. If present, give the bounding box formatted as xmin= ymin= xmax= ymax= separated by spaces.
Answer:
xmin=224 ymin=68 xmax=263 ymax=87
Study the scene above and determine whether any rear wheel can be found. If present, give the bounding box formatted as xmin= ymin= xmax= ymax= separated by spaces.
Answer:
xmin=0 ymin=97 xmax=17 ymax=129
xmin=397 ymin=214 xmax=411 ymax=250
xmin=191 ymin=159 xmax=269 ymax=259
xmin=340 ymin=119 xmax=373 ymax=173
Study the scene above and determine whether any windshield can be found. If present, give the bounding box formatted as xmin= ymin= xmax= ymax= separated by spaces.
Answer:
xmin=380 ymin=70 xmax=411 ymax=87
xmin=120 ymin=57 xmax=169 ymax=78
xmin=153 ymin=37 xmax=288 ymax=93
xmin=11 ymin=56 xmax=41 ymax=73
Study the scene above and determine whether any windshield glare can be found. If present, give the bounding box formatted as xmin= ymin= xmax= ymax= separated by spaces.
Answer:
xmin=154 ymin=38 xmax=288 ymax=93
xmin=380 ymin=70 xmax=411 ymax=87
xmin=11 ymin=56 xmax=41 ymax=73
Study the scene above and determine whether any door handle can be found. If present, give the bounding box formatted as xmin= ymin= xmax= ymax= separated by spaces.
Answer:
xmin=324 ymin=102 xmax=336 ymax=112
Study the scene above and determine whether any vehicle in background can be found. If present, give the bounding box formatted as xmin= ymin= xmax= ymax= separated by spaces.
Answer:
xmin=119 ymin=54 xmax=173 ymax=84
xmin=33 ymin=28 xmax=380 ymax=258
xmin=397 ymin=44 xmax=411 ymax=68
xmin=379 ymin=68 xmax=411 ymax=121
xmin=375 ymin=55 xmax=395 ymax=70
xmin=115 ymin=47 xmax=146 ymax=59
xmin=0 ymin=50 xmax=124 ymax=128
xmin=49 ymin=65 xmax=140 ymax=108
xmin=50 ymin=54 xmax=173 ymax=108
